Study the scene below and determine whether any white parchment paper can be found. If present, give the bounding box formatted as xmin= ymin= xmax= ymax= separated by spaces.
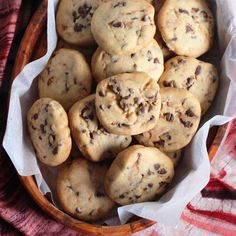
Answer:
xmin=3 ymin=0 xmax=236 ymax=226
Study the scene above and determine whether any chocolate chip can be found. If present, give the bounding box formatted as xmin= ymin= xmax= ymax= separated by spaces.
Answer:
xmin=185 ymin=109 xmax=195 ymax=117
xmin=164 ymin=113 xmax=174 ymax=122
xmin=186 ymin=25 xmax=193 ymax=33
xmin=171 ymin=37 xmax=177 ymax=41
xmin=148 ymin=183 xmax=153 ymax=188
xmin=147 ymin=50 xmax=153 ymax=61
xmin=76 ymin=192 xmax=80 ymax=196
xmin=114 ymin=1 xmax=126 ymax=8
xmin=72 ymin=10 xmax=77 ymax=22
xmin=89 ymin=210 xmax=95 ymax=216
xmin=122 ymin=94 xmax=131 ymax=99
xmin=177 ymin=58 xmax=186 ymax=64
xmin=200 ymin=10 xmax=208 ymax=19
xmin=161 ymin=132 xmax=171 ymax=140
xmin=195 ymin=65 xmax=201 ymax=76
xmin=31 ymin=125 xmax=36 ymax=130
xmin=149 ymin=115 xmax=155 ymax=121
xmin=136 ymin=30 xmax=141 ymax=37
xmin=135 ymin=195 xmax=141 ymax=199
xmin=107 ymin=105 xmax=111 ymax=109
xmin=47 ymin=77 xmax=54 ymax=86
xmin=154 ymin=140 xmax=165 ymax=147
xmin=133 ymin=63 xmax=137 ymax=70
xmin=46 ymin=67 xmax=50 ymax=74
xmin=74 ymin=23 xmax=84 ymax=32
xmin=52 ymin=146 xmax=58 ymax=155
xmin=98 ymin=90 xmax=105 ymax=97
xmin=192 ymin=7 xmax=199 ymax=13
xmin=212 ymin=76 xmax=217 ymax=83
xmin=148 ymin=105 xmax=153 ymax=112
xmin=158 ymin=168 xmax=167 ymax=175
xmin=32 ymin=113 xmax=38 ymax=120
xmin=81 ymin=106 xmax=89 ymax=118
xmin=117 ymin=123 xmax=129 ymax=128
xmin=40 ymin=124 xmax=46 ymax=134
xmin=134 ymin=97 xmax=139 ymax=104
xmin=99 ymin=105 xmax=104 ymax=110
xmin=141 ymin=15 xmax=149 ymax=22
xmin=159 ymin=181 xmax=168 ymax=187
xmin=78 ymin=4 xmax=92 ymax=19
xmin=45 ymin=104 xmax=49 ymax=112
xmin=180 ymin=118 xmax=193 ymax=128
xmin=154 ymin=163 xmax=160 ymax=170
xmin=143 ymin=187 xmax=148 ymax=191
xmin=112 ymin=22 xmax=122 ymax=28
xmin=179 ymin=8 xmax=189 ymax=14
xmin=186 ymin=77 xmax=194 ymax=89
xmin=163 ymin=80 xmax=174 ymax=87
xmin=153 ymin=58 xmax=160 ymax=64
xmin=119 ymin=194 xmax=125 ymax=199
xmin=139 ymin=104 xmax=145 ymax=114
xmin=39 ymin=136 xmax=42 ymax=140
xmin=116 ymin=86 xmax=121 ymax=92
xmin=130 ymin=53 xmax=136 ymax=58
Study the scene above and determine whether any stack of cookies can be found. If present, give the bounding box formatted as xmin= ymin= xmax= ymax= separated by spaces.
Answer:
xmin=26 ymin=0 xmax=219 ymax=222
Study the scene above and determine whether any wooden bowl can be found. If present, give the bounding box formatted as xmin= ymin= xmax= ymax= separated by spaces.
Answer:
xmin=10 ymin=0 xmax=228 ymax=235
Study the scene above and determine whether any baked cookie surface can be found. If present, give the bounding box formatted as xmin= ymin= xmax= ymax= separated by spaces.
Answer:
xmin=38 ymin=48 xmax=92 ymax=110
xmin=27 ymin=98 xmax=72 ymax=166
xmin=104 ymin=145 xmax=174 ymax=205
xmin=157 ymin=0 xmax=214 ymax=57
xmin=57 ymin=157 xmax=114 ymax=221
xmin=92 ymin=39 xmax=164 ymax=82
xmin=135 ymin=88 xmax=201 ymax=152
xmin=91 ymin=0 xmax=156 ymax=55
xmin=95 ymin=72 xmax=161 ymax=135
xmin=69 ymin=94 xmax=132 ymax=162
xmin=159 ymin=56 xmax=218 ymax=115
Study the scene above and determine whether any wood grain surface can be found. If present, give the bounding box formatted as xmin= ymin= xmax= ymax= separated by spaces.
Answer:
xmin=10 ymin=0 xmax=228 ymax=235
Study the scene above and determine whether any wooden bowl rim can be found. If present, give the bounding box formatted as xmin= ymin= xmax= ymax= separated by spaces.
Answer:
xmin=10 ymin=0 xmax=227 ymax=235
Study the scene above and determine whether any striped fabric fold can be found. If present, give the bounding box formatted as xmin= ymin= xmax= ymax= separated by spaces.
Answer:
xmin=0 ymin=1 xmax=21 ymax=88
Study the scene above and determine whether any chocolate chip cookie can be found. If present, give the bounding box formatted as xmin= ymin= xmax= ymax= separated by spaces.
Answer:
xmin=57 ymin=157 xmax=114 ymax=221
xmin=95 ymin=72 xmax=161 ymax=135
xmin=104 ymin=145 xmax=174 ymax=205
xmin=91 ymin=0 xmax=156 ymax=55
xmin=38 ymin=48 xmax=92 ymax=110
xmin=135 ymin=88 xmax=201 ymax=152
xmin=69 ymin=94 xmax=132 ymax=162
xmin=159 ymin=56 xmax=218 ymax=115
xmin=91 ymin=39 xmax=164 ymax=83
xmin=165 ymin=150 xmax=182 ymax=168
xmin=27 ymin=98 xmax=72 ymax=166
xmin=56 ymin=0 xmax=108 ymax=46
xmin=157 ymin=0 xmax=214 ymax=57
